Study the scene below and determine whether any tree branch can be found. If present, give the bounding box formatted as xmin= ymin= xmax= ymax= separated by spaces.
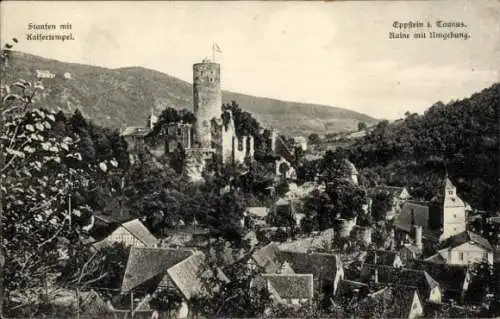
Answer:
xmin=80 ymin=272 xmax=108 ymax=287
xmin=37 ymin=220 xmax=66 ymax=249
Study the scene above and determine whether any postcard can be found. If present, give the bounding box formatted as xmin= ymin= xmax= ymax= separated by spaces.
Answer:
xmin=1 ymin=1 xmax=499 ymax=318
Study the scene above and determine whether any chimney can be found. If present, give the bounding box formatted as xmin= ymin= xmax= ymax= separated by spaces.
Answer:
xmin=374 ymin=268 xmax=379 ymax=284
xmin=414 ymin=225 xmax=423 ymax=250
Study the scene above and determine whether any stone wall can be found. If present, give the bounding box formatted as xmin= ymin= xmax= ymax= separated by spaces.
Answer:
xmin=193 ymin=62 xmax=221 ymax=148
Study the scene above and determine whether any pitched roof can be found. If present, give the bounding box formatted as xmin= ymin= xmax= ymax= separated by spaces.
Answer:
xmin=424 ymin=252 xmax=447 ymax=263
xmin=275 ymin=198 xmax=290 ymax=206
xmin=277 ymin=228 xmax=335 ymax=253
xmin=375 ymin=186 xmax=408 ymax=198
xmin=167 ymin=252 xmax=210 ymax=300
xmin=364 ymin=250 xmax=399 ymax=266
xmin=360 ymin=264 xmax=439 ymax=296
xmin=121 ymin=219 xmax=158 ymax=247
xmin=93 ymin=218 xmax=158 ymax=250
xmin=263 ymin=274 xmax=314 ymax=300
xmin=277 ymin=251 xmax=342 ymax=282
xmin=408 ymin=260 xmax=469 ymax=294
xmin=251 ymin=242 xmax=281 ymax=273
xmin=363 ymin=286 xmax=421 ymax=318
xmin=394 ymin=201 xmax=430 ymax=233
xmin=336 ymin=279 xmax=370 ymax=299
xmin=121 ymin=247 xmax=193 ymax=292
xmin=246 ymin=207 xmax=270 ymax=219
xmin=438 ymin=231 xmax=493 ymax=251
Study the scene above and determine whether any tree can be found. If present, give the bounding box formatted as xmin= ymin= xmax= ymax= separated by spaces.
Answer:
xmin=358 ymin=122 xmax=367 ymax=131
xmin=308 ymin=133 xmax=321 ymax=145
xmin=1 ymin=41 xmax=117 ymax=315
xmin=371 ymin=190 xmax=393 ymax=221
xmin=60 ymin=243 xmax=130 ymax=293
xmin=149 ymin=289 xmax=183 ymax=318
xmin=193 ymin=254 xmax=271 ymax=318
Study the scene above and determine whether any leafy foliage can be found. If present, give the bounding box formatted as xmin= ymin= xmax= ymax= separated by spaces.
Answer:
xmin=346 ymin=84 xmax=499 ymax=210
xmin=370 ymin=189 xmax=393 ymax=221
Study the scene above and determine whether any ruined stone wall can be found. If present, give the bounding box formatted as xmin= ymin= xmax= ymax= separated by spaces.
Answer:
xmin=184 ymin=149 xmax=215 ymax=182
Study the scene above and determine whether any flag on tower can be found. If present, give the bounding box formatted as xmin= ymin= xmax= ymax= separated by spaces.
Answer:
xmin=213 ymin=43 xmax=222 ymax=53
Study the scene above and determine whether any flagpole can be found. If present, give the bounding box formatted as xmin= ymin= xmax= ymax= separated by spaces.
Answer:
xmin=212 ymin=44 xmax=215 ymax=62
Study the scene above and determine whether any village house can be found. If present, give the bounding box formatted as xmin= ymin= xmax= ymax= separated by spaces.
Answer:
xmin=335 ymin=279 xmax=370 ymax=303
xmin=398 ymin=243 xmax=423 ymax=265
xmin=357 ymin=286 xmax=425 ymax=319
xmin=428 ymin=230 xmax=494 ymax=265
xmin=363 ymin=250 xmax=404 ymax=268
xmin=249 ymin=242 xmax=282 ymax=273
xmin=121 ymin=247 xmax=229 ymax=318
xmin=35 ymin=69 xmax=56 ymax=79
xmin=272 ymin=197 xmax=304 ymax=227
xmin=249 ymin=242 xmax=344 ymax=296
xmin=408 ymin=260 xmax=471 ymax=302
xmin=92 ymin=218 xmax=158 ymax=250
xmin=261 ymin=274 xmax=314 ymax=306
xmin=121 ymin=126 xmax=151 ymax=155
xmin=360 ymin=264 xmax=442 ymax=304
xmin=277 ymin=251 xmax=344 ymax=296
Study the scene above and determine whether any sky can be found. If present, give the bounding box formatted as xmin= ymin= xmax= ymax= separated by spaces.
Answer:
xmin=1 ymin=0 xmax=499 ymax=119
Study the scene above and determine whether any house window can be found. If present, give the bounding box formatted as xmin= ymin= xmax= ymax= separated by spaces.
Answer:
xmin=459 ymin=252 xmax=464 ymax=261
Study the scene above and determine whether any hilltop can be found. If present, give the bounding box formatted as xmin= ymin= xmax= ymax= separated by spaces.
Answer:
xmin=3 ymin=51 xmax=377 ymax=135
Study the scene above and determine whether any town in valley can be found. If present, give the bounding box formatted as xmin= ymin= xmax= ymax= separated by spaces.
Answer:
xmin=1 ymin=6 xmax=499 ymax=318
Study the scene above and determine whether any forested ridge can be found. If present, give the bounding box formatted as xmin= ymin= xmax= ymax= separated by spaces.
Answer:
xmin=345 ymin=83 xmax=499 ymax=211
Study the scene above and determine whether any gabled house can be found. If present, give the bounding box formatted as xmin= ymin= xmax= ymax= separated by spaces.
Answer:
xmin=434 ymin=231 xmax=494 ymax=265
xmin=121 ymin=247 xmax=228 ymax=318
xmin=249 ymin=242 xmax=281 ymax=273
xmin=358 ymin=286 xmax=424 ymax=319
xmin=262 ymin=274 xmax=314 ymax=306
xmin=92 ymin=218 xmax=158 ymax=250
xmin=398 ymin=244 xmax=423 ymax=265
xmin=408 ymin=260 xmax=471 ymax=302
xmin=277 ymin=251 xmax=344 ymax=295
xmin=364 ymin=250 xmax=403 ymax=268
xmin=335 ymin=279 xmax=370 ymax=302
xmin=121 ymin=126 xmax=151 ymax=155
xmin=360 ymin=264 xmax=442 ymax=303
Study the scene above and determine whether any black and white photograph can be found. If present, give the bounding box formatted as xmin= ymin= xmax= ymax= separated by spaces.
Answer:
xmin=0 ymin=0 xmax=499 ymax=318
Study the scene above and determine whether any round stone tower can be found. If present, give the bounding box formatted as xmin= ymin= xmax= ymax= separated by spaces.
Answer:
xmin=193 ymin=59 xmax=221 ymax=148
